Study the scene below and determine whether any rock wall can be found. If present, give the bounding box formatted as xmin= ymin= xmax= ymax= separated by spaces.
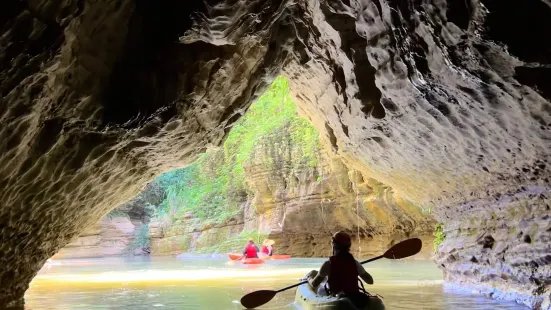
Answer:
xmin=149 ymin=212 xmax=246 ymax=256
xmin=53 ymin=215 xmax=146 ymax=259
xmin=242 ymin=134 xmax=436 ymax=258
xmin=150 ymin=130 xmax=435 ymax=258
xmin=436 ymin=187 xmax=551 ymax=309
xmin=54 ymin=182 xmax=163 ymax=258
xmin=0 ymin=0 xmax=550 ymax=308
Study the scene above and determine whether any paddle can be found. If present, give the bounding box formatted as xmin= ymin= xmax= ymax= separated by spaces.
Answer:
xmin=240 ymin=237 xmax=422 ymax=309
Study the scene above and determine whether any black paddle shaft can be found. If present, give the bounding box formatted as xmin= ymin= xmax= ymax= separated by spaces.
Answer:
xmin=275 ymin=254 xmax=384 ymax=293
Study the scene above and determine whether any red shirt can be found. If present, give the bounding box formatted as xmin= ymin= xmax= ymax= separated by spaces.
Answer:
xmin=243 ymin=243 xmax=259 ymax=258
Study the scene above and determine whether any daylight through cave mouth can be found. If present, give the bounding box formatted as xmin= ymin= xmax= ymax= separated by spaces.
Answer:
xmin=71 ymin=76 xmax=434 ymax=260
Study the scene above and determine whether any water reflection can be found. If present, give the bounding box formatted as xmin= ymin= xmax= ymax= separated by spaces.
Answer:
xmin=26 ymin=256 xmax=526 ymax=309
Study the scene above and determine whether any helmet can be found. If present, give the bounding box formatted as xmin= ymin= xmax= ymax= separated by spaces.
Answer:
xmin=332 ymin=231 xmax=351 ymax=247
xmin=248 ymin=238 xmax=255 ymax=243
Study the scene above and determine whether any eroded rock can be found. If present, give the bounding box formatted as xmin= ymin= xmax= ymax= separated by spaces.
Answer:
xmin=148 ymin=143 xmax=435 ymax=258
xmin=436 ymin=187 xmax=551 ymax=308
xmin=1 ymin=0 xmax=550 ymax=308
xmin=54 ymin=182 xmax=162 ymax=258
xmin=242 ymin=141 xmax=435 ymax=258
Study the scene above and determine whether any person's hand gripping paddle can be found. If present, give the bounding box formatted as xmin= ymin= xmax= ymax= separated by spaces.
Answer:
xmin=240 ymin=238 xmax=423 ymax=309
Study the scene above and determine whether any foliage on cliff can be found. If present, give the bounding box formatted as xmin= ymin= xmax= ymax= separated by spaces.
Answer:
xmin=433 ymin=223 xmax=445 ymax=252
xmin=153 ymin=76 xmax=320 ymax=223
xmin=124 ymin=224 xmax=151 ymax=255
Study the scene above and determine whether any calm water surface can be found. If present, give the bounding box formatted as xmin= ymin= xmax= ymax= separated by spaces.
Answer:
xmin=26 ymin=256 xmax=526 ymax=310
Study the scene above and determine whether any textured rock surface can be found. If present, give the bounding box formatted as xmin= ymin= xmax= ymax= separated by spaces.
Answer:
xmin=54 ymin=182 xmax=163 ymax=258
xmin=150 ymin=213 xmax=246 ymax=256
xmin=436 ymin=187 xmax=551 ymax=309
xmin=149 ymin=143 xmax=435 ymax=258
xmin=241 ymin=140 xmax=435 ymax=258
xmin=53 ymin=215 xmax=144 ymax=259
xmin=0 ymin=0 xmax=550 ymax=308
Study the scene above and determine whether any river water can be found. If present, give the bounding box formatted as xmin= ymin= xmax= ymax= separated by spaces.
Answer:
xmin=26 ymin=255 xmax=526 ymax=310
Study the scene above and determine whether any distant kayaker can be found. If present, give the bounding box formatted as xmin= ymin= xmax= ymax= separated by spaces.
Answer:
xmin=307 ymin=231 xmax=374 ymax=308
xmin=242 ymin=238 xmax=260 ymax=258
xmin=261 ymin=239 xmax=275 ymax=256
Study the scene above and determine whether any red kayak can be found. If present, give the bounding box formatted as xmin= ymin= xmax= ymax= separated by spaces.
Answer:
xmin=269 ymin=254 xmax=291 ymax=260
xmin=241 ymin=258 xmax=264 ymax=264
xmin=227 ymin=253 xmax=291 ymax=261
xmin=228 ymin=253 xmax=242 ymax=260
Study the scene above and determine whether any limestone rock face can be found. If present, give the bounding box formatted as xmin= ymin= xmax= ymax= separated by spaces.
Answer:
xmin=435 ymin=187 xmax=551 ymax=309
xmin=54 ymin=182 xmax=163 ymax=258
xmin=53 ymin=215 xmax=145 ymax=259
xmin=148 ymin=146 xmax=435 ymax=258
xmin=1 ymin=0 xmax=550 ymax=308
xmin=242 ymin=138 xmax=435 ymax=258
xmin=149 ymin=215 xmax=245 ymax=256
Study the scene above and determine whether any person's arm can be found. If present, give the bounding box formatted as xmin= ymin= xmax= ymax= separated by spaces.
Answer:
xmin=356 ymin=261 xmax=374 ymax=284
xmin=255 ymin=245 xmax=260 ymax=252
xmin=243 ymin=247 xmax=248 ymax=255
xmin=309 ymin=261 xmax=330 ymax=288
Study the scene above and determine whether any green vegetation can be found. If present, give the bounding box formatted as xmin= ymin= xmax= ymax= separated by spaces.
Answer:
xmin=433 ymin=223 xmax=446 ymax=252
xmin=420 ymin=206 xmax=433 ymax=215
xmin=124 ymin=224 xmax=151 ymax=255
xmin=223 ymin=75 xmax=320 ymax=181
xmin=152 ymin=76 xmax=321 ymax=227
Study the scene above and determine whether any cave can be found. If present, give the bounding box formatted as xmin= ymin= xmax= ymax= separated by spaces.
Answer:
xmin=0 ymin=0 xmax=550 ymax=309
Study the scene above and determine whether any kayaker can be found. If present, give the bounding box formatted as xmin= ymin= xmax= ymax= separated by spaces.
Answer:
xmin=261 ymin=239 xmax=275 ymax=256
xmin=307 ymin=231 xmax=374 ymax=308
xmin=242 ymin=238 xmax=260 ymax=258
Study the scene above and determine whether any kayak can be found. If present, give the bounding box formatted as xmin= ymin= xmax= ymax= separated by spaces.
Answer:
xmin=294 ymin=282 xmax=385 ymax=310
xmin=269 ymin=254 xmax=291 ymax=260
xmin=228 ymin=253 xmax=291 ymax=261
xmin=228 ymin=253 xmax=242 ymax=260
xmin=241 ymin=258 xmax=264 ymax=264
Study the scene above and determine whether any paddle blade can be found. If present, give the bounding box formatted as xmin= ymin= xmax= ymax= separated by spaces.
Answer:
xmin=240 ymin=290 xmax=277 ymax=309
xmin=383 ymin=238 xmax=422 ymax=259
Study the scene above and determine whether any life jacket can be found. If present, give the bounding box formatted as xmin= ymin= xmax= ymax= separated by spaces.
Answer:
xmin=261 ymin=246 xmax=269 ymax=255
xmin=245 ymin=243 xmax=258 ymax=258
xmin=328 ymin=255 xmax=359 ymax=294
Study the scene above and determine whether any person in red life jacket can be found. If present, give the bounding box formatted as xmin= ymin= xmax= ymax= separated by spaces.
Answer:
xmin=307 ymin=231 xmax=374 ymax=308
xmin=260 ymin=239 xmax=275 ymax=256
xmin=242 ymin=238 xmax=260 ymax=258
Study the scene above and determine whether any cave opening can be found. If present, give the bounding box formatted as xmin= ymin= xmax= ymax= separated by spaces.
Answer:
xmin=51 ymin=75 xmax=437 ymax=260
xmin=29 ymin=76 xmax=439 ymax=309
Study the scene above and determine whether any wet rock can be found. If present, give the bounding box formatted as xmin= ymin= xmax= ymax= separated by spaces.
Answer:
xmin=435 ymin=187 xmax=551 ymax=308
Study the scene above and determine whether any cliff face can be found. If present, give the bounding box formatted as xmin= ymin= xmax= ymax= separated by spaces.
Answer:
xmin=53 ymin=214 xmax=146 ymax=259
xmin=150 ymin=124 xmax=435 ymax=258
xmin=150 ymin=212 xmax=246 ymax=256
xmin=0 ymin=0 xmax=550 ymax=308
xmin=241 ymin=133 xmax=435 ymax=258
xmin=54 ymin=182 xmax=163 ymax=258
